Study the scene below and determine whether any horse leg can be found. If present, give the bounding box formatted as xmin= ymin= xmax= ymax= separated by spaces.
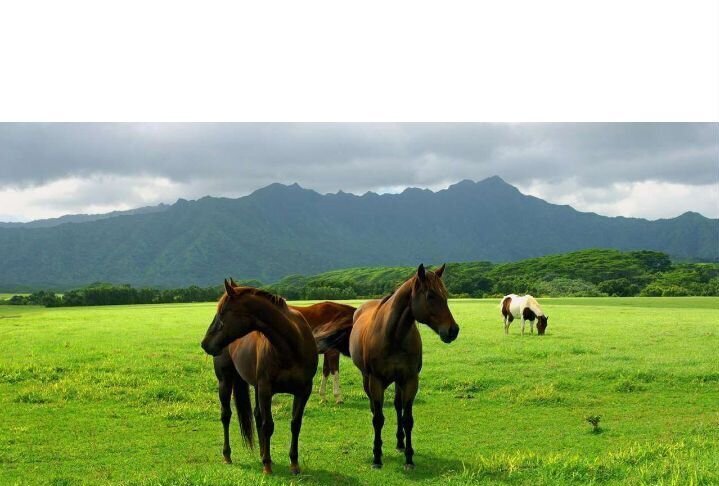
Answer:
xmin=521 ymin=318 xmax=526 ymax=335
xmin=330 ymin=350 xmax=342 ymax=403
xmin=253 ymin=388 xmax=264 ymax=456
xmin=530 ymin=319 xmax=534 ymax=334
xmin=394 ymin=383 xmax=405 ymax=451
xmin=362 ymin=373 xmax=371 ymax=404
xmin=218 ymin=374 xmax=234 ymax=464
xmin=368 ymin=375 xmax=386 ymax=468
xmin=333 ymin=371 xmax=342 ymax=403
xmin=399 ymin=376 xmax=419 ymax=470
xmin=319 ymin=355 xmax=329 ymax=403
xmin=289 ymin=386 xmax=311 ymax=475
xmin=257 ymin=383 xmax=274 ymax=474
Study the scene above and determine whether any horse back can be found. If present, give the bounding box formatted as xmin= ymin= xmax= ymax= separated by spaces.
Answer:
xmin=291 ymin=302 xmax=355 ymax=330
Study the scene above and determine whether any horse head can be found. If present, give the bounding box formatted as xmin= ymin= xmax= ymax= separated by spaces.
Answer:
xmin=410 ymin=263 xmax=460 ymax=343
xmin=201 ymin=279 xmax=260 ymax=356
xmin=536 ymin=315 xmax=548 ymax=335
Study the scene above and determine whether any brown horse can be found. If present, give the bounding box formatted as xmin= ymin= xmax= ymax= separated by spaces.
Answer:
xmin=200 ymin=280 xmax=318 ymax=475
xmin=227 ymin=278 xmax=354 ymax=404
xmin=290 ymin=301 xmax=355 ymax=404
xmin=317 ymin=264 xmax=460 ymax=470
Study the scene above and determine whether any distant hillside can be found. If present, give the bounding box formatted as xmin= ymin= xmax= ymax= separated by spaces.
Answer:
xmin=265 ymin=249 xmax=719 ymax=299
xmin=0 ymin=177 xmax=716 ymax=290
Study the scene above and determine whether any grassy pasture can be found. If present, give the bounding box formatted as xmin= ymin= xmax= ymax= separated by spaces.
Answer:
xmin=1 ymin=298 xmax=718 ymax=485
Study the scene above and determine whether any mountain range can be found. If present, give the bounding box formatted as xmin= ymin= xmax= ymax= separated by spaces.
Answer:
xmin=0 ymin=176 xmax=716 ymax=290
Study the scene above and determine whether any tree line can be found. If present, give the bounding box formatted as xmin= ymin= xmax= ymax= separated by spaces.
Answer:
xmin=5 ymin=284 xmax=225 ymax=307
xmin=3 ymin=249 xmax=718 ymax=307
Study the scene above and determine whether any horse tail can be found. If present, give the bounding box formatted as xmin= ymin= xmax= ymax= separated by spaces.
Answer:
xmin=314 ymin=316 xmax=354 ymax=357
xmin=500 ymin=294 xmax=513 ymax=310
xmin=500 ymin=295 xmax=513 ymax=313
xmin=232 ymin=376 xmax=255 ymax=449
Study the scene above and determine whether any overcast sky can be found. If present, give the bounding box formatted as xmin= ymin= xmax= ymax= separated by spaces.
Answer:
xmin=0 ymin=123 xmax=716 ymax=222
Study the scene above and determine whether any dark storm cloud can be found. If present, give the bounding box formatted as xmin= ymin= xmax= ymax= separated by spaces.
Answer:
xmin=0 ymin=123 xmax=716 ymax=195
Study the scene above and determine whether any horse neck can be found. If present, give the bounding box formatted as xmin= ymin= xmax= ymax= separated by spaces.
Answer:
xmin=524 ymin=297 xmax=543 ymax=316
xmin=383 ymin=279 xmax=416 ymax=343
xmin=247 ymin=297 xmax=303 ymax=358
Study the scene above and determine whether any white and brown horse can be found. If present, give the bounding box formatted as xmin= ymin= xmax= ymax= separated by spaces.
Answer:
xmin=500 ymin=294 xmax=548 ymax=335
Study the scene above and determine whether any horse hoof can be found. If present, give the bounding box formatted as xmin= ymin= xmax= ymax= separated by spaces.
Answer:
xmin=290 ymin=465 xmax=301 ymax=475
xmin=372 ymin=463 xmax=382 ymax=469
xmin=262 ymin=465 xmax=273 ymax=475
xmin=223 ymin=456 xmax=232 ymax=464
xmin=404 ymin=463 xmax=415 ymax=471
xmin=335 ymin=399 xmax=344 ymax=405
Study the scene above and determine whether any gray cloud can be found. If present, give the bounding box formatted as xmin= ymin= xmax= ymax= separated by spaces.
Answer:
xmin=1 ymin=123 xmax=716 ymax=188
xmin=0 ymin=123 xmax=717 ymax=220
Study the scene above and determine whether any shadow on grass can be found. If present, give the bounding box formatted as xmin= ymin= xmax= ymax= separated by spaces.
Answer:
xmin=340 ymin=448 xmax=468 ymax=481
xmin=271 ymin=467 xmax=363 ymax=485
xmin=399 ymin=452 xmax=467 ymax=481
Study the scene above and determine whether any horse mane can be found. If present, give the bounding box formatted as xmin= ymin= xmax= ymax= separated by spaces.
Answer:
xmin=217 ymin=286 xmax=287 ymax=311
xmin=523 ymin=294 xmax=544 ymax=316
xmin=379 ymin=269 xmax=448 ymax=307
xmin=379 ymin=291 xmax=395 ymax=305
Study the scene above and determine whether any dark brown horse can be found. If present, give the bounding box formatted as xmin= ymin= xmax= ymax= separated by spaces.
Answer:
xmin=290 ymin=301 xmax=355 ymax=404
xmin=317 ymin=264 xmax=460 ymax=470
xmin=201 ymin=280 xmax=318 ymax=475
xmin=227 ymin=278 xmax=354 ymax=404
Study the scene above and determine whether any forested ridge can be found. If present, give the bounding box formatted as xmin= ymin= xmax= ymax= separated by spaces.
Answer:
xmin=1 ymin=177 xmax=716 ymax=290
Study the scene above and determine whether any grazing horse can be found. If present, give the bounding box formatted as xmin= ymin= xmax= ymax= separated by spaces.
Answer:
xmin=228 ymin=279 xmax=354 ymax=404
xmin=316 ymin=264 xmax=460 ymax=470
xmin=200 ymin=280 xmax=318 ymax=475
xmin=500 ymin=294 xmax=548 ymax=335
xmin=290 ymin=301 xmax=355 ymax=404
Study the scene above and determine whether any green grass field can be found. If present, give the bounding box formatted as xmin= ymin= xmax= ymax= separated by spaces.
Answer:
xmin=1 ymin=298 xmax=718 ymax=485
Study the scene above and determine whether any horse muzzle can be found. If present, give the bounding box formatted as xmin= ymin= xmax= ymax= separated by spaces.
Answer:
xmin=200 ymin=338 xmax=222 ymax=356
xmin=440 ymin=325 xmax=460 ymax=343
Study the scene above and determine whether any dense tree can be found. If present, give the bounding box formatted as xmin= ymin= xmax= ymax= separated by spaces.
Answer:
xmin=3 ymin=249 xmax=717 ymax=307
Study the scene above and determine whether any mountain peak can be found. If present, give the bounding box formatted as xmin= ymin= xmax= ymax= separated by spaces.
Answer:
xmin=673 ymin=211 xmax=712 ymax=222
xmin=479 ymin=175 xmax=510 ymax=186
xmin=401 ymin=186 xmax=432 ymax=196
xmin=446 ymin=176 xmax=518 ymax=195
xmin=448 ymin=179 xmax=477 ymax=189
xmin=251 ymin=182 xmax=315 ymax=196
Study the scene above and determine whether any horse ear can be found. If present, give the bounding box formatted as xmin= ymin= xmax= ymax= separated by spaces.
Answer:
xmin=229 ymin=277 xmax=237 ymax=287
xmin=435 ymin=263 xmax=446 ymax=278
xmin=224 ymin=279 xmax=236 ymax=298
xmin=417 ymin=263 xmax=426 ymax=281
